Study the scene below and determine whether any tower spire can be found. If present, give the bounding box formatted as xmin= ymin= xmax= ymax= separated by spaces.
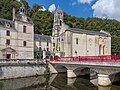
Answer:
xmin=56 ymin=5 xmax=62 ymax=12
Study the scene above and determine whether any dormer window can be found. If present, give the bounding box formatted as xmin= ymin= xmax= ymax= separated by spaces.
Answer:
xmin=23 ymin=25 xmax=26 ymax=33
xmin=21 ymin=9 xmax=22 ymax=12
xmin=5 ymin=22 xmax=10 ymax=28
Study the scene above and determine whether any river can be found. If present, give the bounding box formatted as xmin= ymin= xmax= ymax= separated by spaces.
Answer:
xmin=0 ymin=74 xmax=120 ymax=90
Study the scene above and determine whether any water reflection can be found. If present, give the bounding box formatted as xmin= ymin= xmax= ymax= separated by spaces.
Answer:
xmin=0 ymin=74 xmax=119 ymax=90
xmin=98 ymin=86 xmax=111 ymax=90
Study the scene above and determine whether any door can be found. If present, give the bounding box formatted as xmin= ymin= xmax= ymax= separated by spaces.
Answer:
xmin=6 ymin=54 xmax=11 ymax=59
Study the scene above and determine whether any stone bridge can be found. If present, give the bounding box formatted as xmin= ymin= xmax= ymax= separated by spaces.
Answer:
xmin=50 ymin=55 xmax=120 ymax=86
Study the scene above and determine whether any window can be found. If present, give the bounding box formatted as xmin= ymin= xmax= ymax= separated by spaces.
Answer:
xmin=76 ymin=38 xmax=78 ymax=44
xmin=103 ymin=45 xmax=105 ymax=55
xmin=60 ymin=20 xmax=62 ymax=26
xmin=23 ymin=25 xmax=26 ymax=33
xmin=6 ymin=31 xmax=10 ymax=36
xmin=53 ymin=43 xmax=55 ymax=47
xmin=39 ymin=41 xmax=41 ymax=46
xmin=6 ymin=22 xmax=10 ymax=28
xmin=47 ymin=48 xmax=49 ymax=51
xmin=47 ymin=42 xmax=49 ymax=46
xmin=59 ymin=47 xmax=60 ymax=51
xmin=99 ymin=45 xmax=102 ymax=55
xmin=58 ymin=13 xmax=60 ymax=19
xmin=39 ymin=47 xmax=42 ymax=51
xmin=53 ymin=48 xmax=55 ymax=51
xmin=23 ymin=41 xmax=26 ymax=46
xmin=6 ymin=39 xmax=10 ymax=45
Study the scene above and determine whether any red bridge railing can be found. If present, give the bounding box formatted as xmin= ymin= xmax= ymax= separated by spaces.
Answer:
xmin=50 ymin=55 xmax=120 ymax=62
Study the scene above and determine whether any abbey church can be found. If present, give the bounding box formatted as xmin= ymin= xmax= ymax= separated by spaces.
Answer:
xmin=0 ymin=4 xmax=111 ymax=59
xmin=35 ymin=6 xmax=111 ymax=58
xmin=50 ymin=6 xmax=111 ymax=57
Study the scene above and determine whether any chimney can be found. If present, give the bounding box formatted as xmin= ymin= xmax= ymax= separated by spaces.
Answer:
xmin=13 ymin=8 xmax=15 ymax=21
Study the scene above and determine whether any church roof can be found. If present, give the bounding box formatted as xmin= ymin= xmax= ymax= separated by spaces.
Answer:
xmin=0 ymin=18 xmax=15 ymax=30
xmin=34 ymin=34 xmax=51 ymax=42
xmin=67 ymin=28 xmax=111 ymax=37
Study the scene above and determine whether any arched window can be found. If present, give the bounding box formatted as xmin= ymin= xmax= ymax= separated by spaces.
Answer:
xmin=60 ymin=20 xmax=62 ymax=26
xmin=99 ymin=45 xmax=102 ymax=55
xmin=23 ymin=41 xmax=26 ymax=47
xmin=103 ymin=45 xmax=105 ymax=55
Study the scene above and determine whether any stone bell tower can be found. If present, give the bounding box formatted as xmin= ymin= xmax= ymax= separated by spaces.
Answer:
xmin=52 ymin=6 xmax=64 ymax=37
xmin=52 ymin=6 xmax=64 ymax=53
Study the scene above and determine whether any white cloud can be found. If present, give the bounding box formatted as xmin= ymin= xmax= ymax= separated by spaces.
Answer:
xmin=48 ymin=4 xmax=56 ymax=12
xmin=77 ymin=0 xmax=94 ymax=4
xmin=39 ymin=6 xmax=46 ymax=11
xmin=71 ymin=2 xmax=77 ymax=6
xmin=92 ymin=0 xmax=120 ymax=21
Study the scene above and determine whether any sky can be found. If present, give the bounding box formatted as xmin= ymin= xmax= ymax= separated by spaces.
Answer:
xmin=26 ymin=0 xmax=120 ymax=21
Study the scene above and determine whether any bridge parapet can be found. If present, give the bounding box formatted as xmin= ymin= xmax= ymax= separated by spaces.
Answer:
xmin=50 ymin=55 xmax=120 ymax=62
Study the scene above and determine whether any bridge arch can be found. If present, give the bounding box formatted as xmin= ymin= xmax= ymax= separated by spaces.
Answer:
xmin=51 ymin=64 xmax=67 ymax=73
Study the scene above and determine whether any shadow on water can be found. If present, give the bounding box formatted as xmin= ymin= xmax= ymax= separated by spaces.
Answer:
xmin=0 ymin=73 xmax=120 ymax=90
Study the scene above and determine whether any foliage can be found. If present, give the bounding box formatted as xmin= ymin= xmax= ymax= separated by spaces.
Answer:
xmin=112 ymin=36 xmax=120 ymax=54
xmin=0 ymin=0 xmax=120 ymax=54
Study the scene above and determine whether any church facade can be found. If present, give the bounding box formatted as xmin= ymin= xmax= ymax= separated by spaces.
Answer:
xmin=51 ymin=6 xmax=111 ymax=57
xmin=0 ymin=5 xmax=34 ymax=59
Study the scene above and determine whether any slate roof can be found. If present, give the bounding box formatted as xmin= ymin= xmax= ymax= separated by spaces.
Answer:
xmin=16 ymin=14 xmax=33 ymax=24
xmin=67 ymin=28 xmax=111 ymax=37
xmin=34 ymin=34 xmax=51 ymax=42
xmin=0 ymin=18 xmax=15 ymax=29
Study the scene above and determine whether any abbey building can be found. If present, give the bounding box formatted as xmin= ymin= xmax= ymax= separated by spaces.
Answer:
xmin=0 ymin=4 xmax=34 ymax=59
xmin=0 ymin=5 xmax=111 ymax=59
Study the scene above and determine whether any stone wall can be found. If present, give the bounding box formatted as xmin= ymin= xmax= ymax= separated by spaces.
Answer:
xmin=0 ymin=63 xmax=59 ymax=80
xmin=0 ymin=65 xmax=45 ymax=80
xmin=15 ymin=21 xmax=34 ymax=59
xmin=70 ymin=31 xmax=111 ymax=57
